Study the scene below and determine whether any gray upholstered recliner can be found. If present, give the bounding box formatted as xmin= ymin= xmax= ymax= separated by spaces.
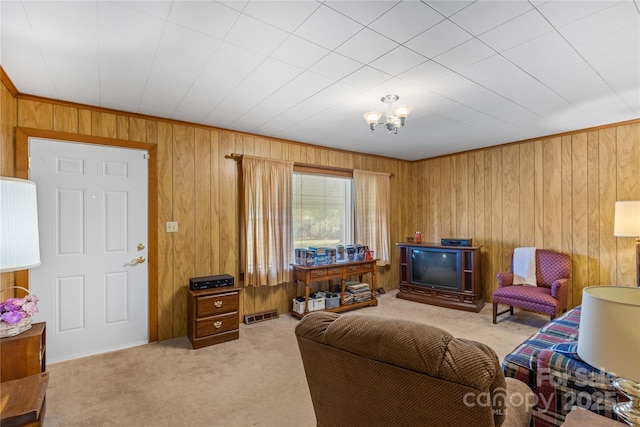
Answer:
xmin=295 ymin=311 xmax=534 ymax=427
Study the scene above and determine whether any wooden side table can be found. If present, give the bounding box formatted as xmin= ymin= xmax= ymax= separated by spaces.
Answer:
xmin=0 ymin=323 xmax=46 ymax=382
xmin=0 ymin=372 xmax=48 ymax=427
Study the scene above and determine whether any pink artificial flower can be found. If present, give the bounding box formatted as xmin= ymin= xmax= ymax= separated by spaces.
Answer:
xmin=21 ymin=301 xmax=38 ymax=316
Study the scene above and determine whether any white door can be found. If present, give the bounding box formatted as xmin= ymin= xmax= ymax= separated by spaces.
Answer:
xmin=29 ymin=137 xmax=149 ymax=363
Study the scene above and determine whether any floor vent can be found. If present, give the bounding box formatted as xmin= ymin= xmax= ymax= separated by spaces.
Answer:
xmin=244 ymin=309 xmax=279 ymax=325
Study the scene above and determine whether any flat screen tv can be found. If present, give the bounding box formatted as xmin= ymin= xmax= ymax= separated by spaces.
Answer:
xmin=410 ymin=247 xmax=461 ymax=291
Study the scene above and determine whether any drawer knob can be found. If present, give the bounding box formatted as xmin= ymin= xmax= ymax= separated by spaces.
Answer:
xmin=214 ymin=321 xmax=223 ymax=329
xmin=214 ymin=300 xmax=223 ymax=308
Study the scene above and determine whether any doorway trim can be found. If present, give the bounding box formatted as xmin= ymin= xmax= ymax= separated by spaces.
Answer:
xmin=16 ymin=126 xmax=159 ymax=342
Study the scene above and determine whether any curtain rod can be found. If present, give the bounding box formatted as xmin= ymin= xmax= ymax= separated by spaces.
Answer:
xmin=226 ymin=153 xmax=393 ymax=177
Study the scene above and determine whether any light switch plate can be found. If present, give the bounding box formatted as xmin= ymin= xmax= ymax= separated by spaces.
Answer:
xmin=166 ymin=221 xmax=178 ymax=233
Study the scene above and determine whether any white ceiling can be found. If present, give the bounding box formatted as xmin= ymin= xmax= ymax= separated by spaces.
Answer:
xmin=2 ymin=1 xmax=639 ymax=161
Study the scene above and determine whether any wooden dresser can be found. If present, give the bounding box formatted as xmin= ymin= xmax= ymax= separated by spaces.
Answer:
xmin=187 ymin=287 xmax=240 ymax=349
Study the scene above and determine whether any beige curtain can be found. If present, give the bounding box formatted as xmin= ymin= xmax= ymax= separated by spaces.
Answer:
xmin=353 ymin=169 xmax=391 ymax=266
xmin=242 ymin=156 xmax=294 ymax=286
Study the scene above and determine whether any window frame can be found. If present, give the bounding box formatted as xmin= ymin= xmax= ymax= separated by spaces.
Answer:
xmin=292 ymin=164 xmax=354 ymax=253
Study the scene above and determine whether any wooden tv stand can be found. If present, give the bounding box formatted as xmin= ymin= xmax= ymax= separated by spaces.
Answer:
xmin=396 ymin=243 xmax=483 ymax=312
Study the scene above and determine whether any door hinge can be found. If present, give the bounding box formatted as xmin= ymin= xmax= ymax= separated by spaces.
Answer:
xmin=144 ymin=153 xmax=150 ymax=160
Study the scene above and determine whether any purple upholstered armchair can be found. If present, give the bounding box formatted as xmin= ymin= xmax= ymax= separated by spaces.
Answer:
xmin=492 ymin=249 xmax=571 ymax=324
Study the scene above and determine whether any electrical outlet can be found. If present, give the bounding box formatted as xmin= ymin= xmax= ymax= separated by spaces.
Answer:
xmin=166 ymin=221 xmax=178 ymax=233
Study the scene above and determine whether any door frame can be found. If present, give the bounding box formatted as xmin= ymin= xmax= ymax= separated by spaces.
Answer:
xmin=16 ymin=127 xmax=158 ymax=342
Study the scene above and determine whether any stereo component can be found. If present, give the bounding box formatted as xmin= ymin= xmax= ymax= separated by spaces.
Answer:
xmin=441 ymin=238 xmax=473 ymax=247
xmin=189 ymin=274 xmax=234 ymax=291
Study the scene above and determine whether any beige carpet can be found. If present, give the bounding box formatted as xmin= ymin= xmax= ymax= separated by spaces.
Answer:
xmin=43 ymin=290 xmax=548 ymax=427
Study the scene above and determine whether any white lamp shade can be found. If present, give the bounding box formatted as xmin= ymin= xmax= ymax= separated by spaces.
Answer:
xmin=394 ymin=105 xmax=412 ymax=118
xmin=577 ymin=286 xmax=640 ymax=382
xmin=614 ymin=200 xmax=640 ymax=237
xmin=363 ymin=111 xmax=382 ymax=124
xmin=0 ymin=177 xmax=41 ymax=272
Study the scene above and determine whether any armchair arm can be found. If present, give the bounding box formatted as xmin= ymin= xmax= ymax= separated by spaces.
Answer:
xmin=551 ymin=278 xmax=569 ymax=312
xmin=497 ymin=272 xmax=514 ymax=288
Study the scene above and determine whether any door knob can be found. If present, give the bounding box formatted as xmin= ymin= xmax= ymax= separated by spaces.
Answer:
xmin=131 ymin=256 xmax=146 ymax=264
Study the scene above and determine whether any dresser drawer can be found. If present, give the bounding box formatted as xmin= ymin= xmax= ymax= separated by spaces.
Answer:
xmin=196 ymin=291 xmax=239 ymax=317
xmin=346 ymin=262 xmax=374 ymax=275
xmin=195 ymin=312 xmax=239 ymax=338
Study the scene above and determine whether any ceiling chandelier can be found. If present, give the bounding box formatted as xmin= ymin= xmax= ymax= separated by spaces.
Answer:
xmin=363 ymin=94 xmax=412 ymax=135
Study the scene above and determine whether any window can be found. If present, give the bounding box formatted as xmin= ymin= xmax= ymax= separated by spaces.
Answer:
xmin=292 ymin=171 xmax=353 ymax=251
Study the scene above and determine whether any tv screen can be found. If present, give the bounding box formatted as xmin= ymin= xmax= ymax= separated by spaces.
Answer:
xmin=410 ymin=248 xmax=460 ymax=290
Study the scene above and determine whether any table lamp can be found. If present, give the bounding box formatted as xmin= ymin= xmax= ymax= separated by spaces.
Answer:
xmin=577 ymin=286 xmax=640 ymax=426
xmin=1 ymin=176 xmax=41 ymax=281
xmin=614 ymin=200 xmax=640 ymax=287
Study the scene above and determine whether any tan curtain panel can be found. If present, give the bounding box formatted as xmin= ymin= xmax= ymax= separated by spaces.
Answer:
xmin=353 ymin=169 xmax=391 ymax=266
xmin=242 ymin=156 xmax=294 ymax=287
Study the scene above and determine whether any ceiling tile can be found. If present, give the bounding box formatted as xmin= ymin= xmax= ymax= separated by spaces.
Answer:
xmin=459 ymin=54 xmax=523 ymax=88
xmin=398 ymin=60 xmax=451 ymax=91
xmin=270 ymin=35 xmax=329 ymax=69
xmin=479 ymin=9 xmax=554 ymax=52
xmin=308 ymin=52 xmax=363 ymax=80
xmin=502 ymin=31 xmax=584 ymax=77
xmin=335 ymin=28 xmax=398 ymax=64
xmin=168 ymin=1 xmax=239 ymax=40
xmin=116 ymin=1 xmax=172 ymax=20
xmin=369 ymin=1 xmax=444 ymax=43
xmin=462 ymin=92 xmax=541 ymax=127
xmin=231 ymin=95 xmax=294 ymax=131
xmin=224 ymin=14 xmax=289 ymax=56
xmin=434 ymin=38 xmax=495 ymax=71
xmin=429 ymin=73 xmax=490 ymax=104
xmin=556 ymin=1 xmax=639 ymax=45
xmin=496 ymin=78 xmax=570 ymax=116
xmin=325 ymin=0 xmax=398 ymax=26
xmin=369 ymin=46 xmax=427 ymax=76
xmin=222 ymin=58 xmax=303 ymax=110
xmin=405 ymin=19 xmax=472 ymax=59
xmin=339 ymin=66 xmax=392 ymax=90
xmin=140 ymin=47 xmax=207 ymax=111
xmin=97 ymin=1 xmax=165 ymax=46
xmin=535 ymin=61 xmax=616 ymax=105
xmin=273 ymin=71 xmax=335 ymax=104
xmin=294 ymin=4 xmax=363 ymax=50
xmin=242 ymin=1 xmax=319 ymax=32
xmin=449 ymin=0 xmax=533 ymax=36
xmin=536 ymin=0 xmax=620 ymax=28
xmin=423 ymin=1 xmax=474 ymax=18
xmin=160 ymin=22 xmax=221 ymax=61
xmin=216 ymin=1 xmax=248 ymax=12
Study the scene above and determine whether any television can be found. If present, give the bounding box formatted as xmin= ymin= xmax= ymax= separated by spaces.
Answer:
xmin=410 ymin=247 xmax=461 ymax=291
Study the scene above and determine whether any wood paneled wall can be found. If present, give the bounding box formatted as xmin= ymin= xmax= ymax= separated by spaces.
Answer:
xmin=2 ymin=72 xmax=638 ymax=341
xmin=409 ymin=123 xmax=640 ymax=308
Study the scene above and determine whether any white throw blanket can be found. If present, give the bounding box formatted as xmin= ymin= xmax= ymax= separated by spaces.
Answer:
xmin=513 ymin=247 xmax=537 ymax=286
